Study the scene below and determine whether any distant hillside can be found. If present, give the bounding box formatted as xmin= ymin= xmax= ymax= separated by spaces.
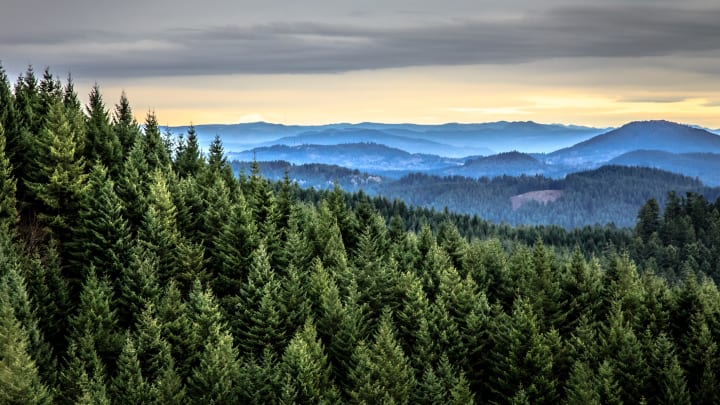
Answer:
xmin=608 ymin=150 xmax=720 ymax=186
xmin=231 ymin=160 xmax=386 ymax=192
xmin=443 ymin=151 xmax=558 ymax=178
xmin=375 ymin=165 xmax=720 ymax=228
xmin=230 ymin=143 xmax=462 ymax=175
xmin=260 ymin=128 xmax=492 ymax=157
xmin=547 ymin=120 xmax=720 ymax=167
xmin=167 ymin=120 xmax=605 ymax=155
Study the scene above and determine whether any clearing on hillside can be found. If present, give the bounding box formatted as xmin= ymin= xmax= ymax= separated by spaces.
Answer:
xmin=511 ymin=190 xmax=564 ymax=211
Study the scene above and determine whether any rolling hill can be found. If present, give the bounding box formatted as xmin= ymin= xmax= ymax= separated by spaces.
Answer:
xmin=442 ymin=151 xmax=557 ymax=178
xmin=608 ymin=150 xmax=720 ymax=186
xmin=261 ymin=127 xmax=490 ymax=157
xmin=229 ymin=143 xmax=463 ymax=175
xmin=547 ymin=120 xmax=720 ymax=167
xmin=167 ymin=120 xmax=606 ymax=155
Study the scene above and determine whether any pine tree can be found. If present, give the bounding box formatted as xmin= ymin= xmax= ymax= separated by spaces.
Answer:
xmin=348 ymin=310 xmax=416 ymax=404
xmin=25 ymin=99 xmax=87 ymax=242
xmin=601 ymin=302 xmax=648 ymax=404
xmin=21 ymin=239 xmax=70 ymax=356
xmin=0 ymin=123 xmax=18 ymax=233
xmin=682 ymin=311 xmax=720 ymax=404
xmin=156 ymin=282 xmax=196 ymax=381
xmin=141 ymin=111 xmax=171 ymax=172
xmin=115 ymin=140 xmax=149 ymax=232
xmin=0 ymin=252 xmax=58 ymax=383
xmin=232 ymin=244 xmax=287 ymax=358
xmin=187 ymin=324 xmax=241 ymax=404
xmin=84 ymin=84 xmax=122 ymax=178
xmin=489 ymin=298 xmax=559 ymax=404
xmin=280 ymin=319 xmax=340 ymax=403
xmin=563 ymin=361 xmax=600 ymax=405
xmin=644 ymin=333 xmax=690 ymax=405
xmin=117 ymin=244 xmax=161 ymax=328
xmin=112 ymin=92 xmax=141 ymax=162
xmin=67 ymin=164 xmax=132 ymax=292
xmin=67 ymin=269 xmax=122 ymax=374
xmin=0 ymin=285 xmax=52 ymax=404
xmin=110 ymin=336 xmax=148 ymax=405
xmin=174 ymin=124 xmax=204 ymax=178
xmin=636 ymin=198 xmax=660 ymax=242
xmin=139 ymin=169 xmax=181 ymax=286
xmin=211 ymin=191 xmax=258 ymax=299
xmin=10 ymin=66 xmax=41 ymax=203
xmin=204 ymin=134 xmax=235 ymax=188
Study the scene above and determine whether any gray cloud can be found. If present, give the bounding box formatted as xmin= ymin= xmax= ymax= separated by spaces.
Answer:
xmin=2 ymin=4 xmax=720 ymax=78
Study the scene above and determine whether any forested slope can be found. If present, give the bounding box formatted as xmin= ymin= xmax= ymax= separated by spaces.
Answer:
xmin=1 ymin=66 xmax=720 ymax=404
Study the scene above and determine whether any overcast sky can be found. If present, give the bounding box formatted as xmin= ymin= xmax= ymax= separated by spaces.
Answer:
xmin=3 ymin=0 xmax=720 ymax=127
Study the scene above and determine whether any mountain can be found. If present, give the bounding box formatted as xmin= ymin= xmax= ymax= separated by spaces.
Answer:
xmin=166 ymin=120 xmax=606 ymax=155
xmin=608 ymin=150 xmax=720 ymax=186
xmin=229 ymin=143 xmax=463 ymax=176
xmin=261 ymin=127 xmax=491 ymax=157
xmin=394 ymin=121 xmax=608 ymax=153
xmin=442 ymin=151 xmax=559 ymax=178
xmin=547 ymin=120 xmax=720 ymax=167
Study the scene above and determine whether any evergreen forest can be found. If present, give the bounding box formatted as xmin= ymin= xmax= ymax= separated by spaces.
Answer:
xmin=2 ymin=66 xmax=720 ymax=404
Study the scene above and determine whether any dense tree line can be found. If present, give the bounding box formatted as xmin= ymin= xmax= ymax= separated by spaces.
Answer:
xmin=1 ymin=65 xmax=720 ymax=404
xmin=373 ymin=168 xmax=720 ymax=228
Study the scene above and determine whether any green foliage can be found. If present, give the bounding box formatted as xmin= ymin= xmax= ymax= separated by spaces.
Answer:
xmin=348 ymin=311 xmax=416 ymax=404
xmin=4 ymin=68 xmax=720 ymax=404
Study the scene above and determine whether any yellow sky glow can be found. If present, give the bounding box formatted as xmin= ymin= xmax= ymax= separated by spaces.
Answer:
xmin=79 ymin=65 xmax=720 ymax=129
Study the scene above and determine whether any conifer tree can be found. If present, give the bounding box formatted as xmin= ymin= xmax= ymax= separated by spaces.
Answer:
xmin=211 ymin=191 xmax=258 ymax=299
xmin=21 ymin=239 xmax=70 ymax=356
xmin=156 ymin=282 xmax=196 ymax=381
xmin=563 ymin=361 xmax=600 ymax=405
xmin=141 ymin=111 xmax=171 ymax=172
xmin=68 ymin=164 xmax=131 ymax=292
xmin=110 ymin=336 xmax=148 ymax=405
xmin=0 ymin=281 xmax=52 ymax=404
xmin=117 ymin=244 xmax=161 ymax=328
xmin=232 ymin=244 xmax=287 ymax=357
xmin=489 ymin=298 xmax=559 ymax=404
xmin=187 ymin=323 xmax=241 ymax=404
xmin=348 ymin=310 xmax=416 ymax=404
xmin=67 ymin=269 xmax=121 ymax=374
xmin=112 ymin=92 xmax=141 ymax=161
xmin=115 ymin=140 xmax=149 ymax=232
xmin=280 ymin=319 xmax=340 ymax=403
xmin=648 ymin=333 xmax=691 ymax=405
xmin=174 ymin=124 xmax=204 ymax=178
xmin=25 ymin=100 xmax=87 ymax=242
xmin=11 ymin=66 xmax=41 ymax=202
xmin=204 ymin=134 xmax=235 ymax=188
xmin=0 ymin=256 xmax=57 ymax=386
xmin=601 ymin=302 xmax=648 ymax=404
xmin=0 ymin=124 xmax=18 ymax=233
xmin=84 ymin=85 xmax=122 ymax=178
xmin=0 ymin=64 xmax=16 ymax=147
xmin=139 ymin=169 xmax=181 ymax=286
xmin=682 ymin=311 xmax=720 ymax=404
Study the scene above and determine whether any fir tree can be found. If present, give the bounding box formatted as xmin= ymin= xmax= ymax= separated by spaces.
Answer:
xmin=0 ymin=285 xmax=52 ymax=404
xmin=112 ymin=92 xmax=140 ymax=162
xmin=348 ymin=310 xmax=416 ymax=404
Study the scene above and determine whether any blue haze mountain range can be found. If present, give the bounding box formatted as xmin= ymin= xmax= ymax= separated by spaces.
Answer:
xmin=168 ymin=119 xmax=720 ymax=186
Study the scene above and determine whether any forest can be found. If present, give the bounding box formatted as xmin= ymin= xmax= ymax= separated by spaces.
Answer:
xmin=1 ymin=65 xmax=720 ymax=404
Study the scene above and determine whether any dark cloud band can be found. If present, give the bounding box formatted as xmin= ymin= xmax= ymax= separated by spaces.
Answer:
xmin=2 ymin=5 xmax=720 ymax=78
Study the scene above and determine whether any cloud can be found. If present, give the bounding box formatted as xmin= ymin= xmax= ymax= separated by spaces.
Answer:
xmin=3 ymin=4 xmax=720 ymax=78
